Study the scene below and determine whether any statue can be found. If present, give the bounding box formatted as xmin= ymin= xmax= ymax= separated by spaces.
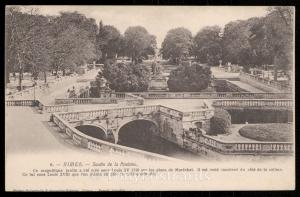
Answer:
xmin=151 ymin=61 xmax=162 ymax=75
xmin=148 ymin=60 xmax=168 ymax=91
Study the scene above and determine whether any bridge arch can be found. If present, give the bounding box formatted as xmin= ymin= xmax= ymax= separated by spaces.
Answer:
xmin=115 ymin=118 xmax=159 ymax=149
xmin=75 ymin=124 xmax=109 ymax=142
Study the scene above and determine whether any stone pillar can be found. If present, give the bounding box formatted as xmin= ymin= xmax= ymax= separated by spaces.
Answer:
xmin=106 ymin=129 xmax=116 ymax=143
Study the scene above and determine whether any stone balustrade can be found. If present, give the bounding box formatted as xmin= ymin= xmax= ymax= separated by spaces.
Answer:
xmin=55 ymin=93 xmax=144 ymax=106
xmin=42 ymin=104 xmax=71 ymax=113
xmin=51 ymin=113 xmax=178 ymax=161
xmin=239 ymin=72 xmax=292 ymax=92
xmin=5 ymin=100 xmax=36 ymax=106
xmin=185 ymin=135 xmax=293 ymax=155
xmin=36 ymin=100 xmax=71 ymax=113
xmin=212 ymin=99 xmax=293 ymax=108
xmin=5 ymin=99 xmax=71 ymax=113
xmin=55 ymin=98 xmax=94 ymax=105
xmin=129 ymin=92 xmax=292 ymax=99
xmin=182 ymin=109 xmax=214 ymax=121
xmin=115 ymin=93 xmax=126 ymax=99
xmin=58 ymin=105 xmax=161 ymax=122
xmin=159 ymin=105 xmax=183 ymax=119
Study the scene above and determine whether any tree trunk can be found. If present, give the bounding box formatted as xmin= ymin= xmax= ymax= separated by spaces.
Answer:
xmin=18 ymin=68 xmax=23 ymax=91
xmin=62 ymin=69 xmax=66 ymax=76
xmin=44 ymin=71 xmax=47 ymax=83
xmin=274 ymin=65 xmax=278 ymax=81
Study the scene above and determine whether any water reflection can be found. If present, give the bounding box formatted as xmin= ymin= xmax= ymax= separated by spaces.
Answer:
xmin=76 ymin=125 xmax=107 ymax=141
xmin=117 ymin=120 xmax=199 ymax=160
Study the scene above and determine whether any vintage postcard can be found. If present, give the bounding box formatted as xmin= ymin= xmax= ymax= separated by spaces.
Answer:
xmin=5 ymin=5 xmax=295 ymax=191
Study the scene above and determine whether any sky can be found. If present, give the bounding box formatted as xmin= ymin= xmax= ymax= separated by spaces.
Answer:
xmin=23 ymin=6 xmax=269 ymax=47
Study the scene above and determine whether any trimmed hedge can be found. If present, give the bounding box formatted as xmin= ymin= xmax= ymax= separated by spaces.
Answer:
xmin=208 ymin=109 xmax=231 ymax=135
xmin=226 ymin=108 xmax=293 ymax=124
xmin=239 ymin=123 xmax=293 ymax=142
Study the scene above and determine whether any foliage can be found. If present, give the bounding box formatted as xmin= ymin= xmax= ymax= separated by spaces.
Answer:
xmin=140 ymin=34 xmax=157 ymax=59
xmin=49 ymin=11 xmax=97 ymax=75
xmin=249 ymin=7 xmax=293 ymax=79
xmin=167 ymin=62 xmax=211 ymax=92
xmin=208 ymin=109 xmax=231 ymax=135
xmin=51 ymin=26 xmax=96 ymax=75
xmin=161 ymin=27 xmax=193 ymax=64
xmin=193 ymin=26 xmax=222 ymax=66
xmin=5 ymin=7 xmax=52 ymax=86
xmin=5 ymin=6 xmax=293 ymax=89
xmin=222 ymin=18 xmax=259 ymax=71
xmin=96 ymin=21 xmax=123 ymax=61
xmin=123 ymin=26 xmax=157 ymax=64
xmin=5 ymin=8 xmax=97 ymax=88
xmin=220 ymin=6 xmax=293 ymax=76
xmin=102 ymin=61 xmax=150 ymax=92
xmin=239 ymin=123 xmax=292 ymax=142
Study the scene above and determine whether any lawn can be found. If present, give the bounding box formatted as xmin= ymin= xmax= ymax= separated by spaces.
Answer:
xmin=238 ymin=123 xmax=293 ymax=142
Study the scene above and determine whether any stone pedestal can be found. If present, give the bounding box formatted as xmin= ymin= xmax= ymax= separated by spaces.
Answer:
xmin=148 ymin=74 xmax=169 ymax=91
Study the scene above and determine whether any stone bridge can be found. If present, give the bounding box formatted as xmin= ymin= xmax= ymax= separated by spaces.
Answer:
xmin=55 ymin=104 xmax=214 ymax=147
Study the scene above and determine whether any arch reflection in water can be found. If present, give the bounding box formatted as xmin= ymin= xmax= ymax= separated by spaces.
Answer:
xmin=75 ymin=125 xmax=108 ymax=141
xmin=117 ymin=119 xmax=197 ymax=159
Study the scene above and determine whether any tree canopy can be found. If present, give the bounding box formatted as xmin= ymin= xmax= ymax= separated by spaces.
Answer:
xmin=96 ymin=21 xmax=123 ymax=62
xmin=161 ymin=27 xmax=193 ymax=64
xmin=249 ymin=7 xmax=293 ymax=75
xmin=5 ymin=8 xmax=98 ymax=88
xmin=123 ymin=26 xmax=157 ymax=64
xmin=5 ymin=6 xmax=293 ymax=91
xmin=193 ymin=26 xmax=222 ymax=66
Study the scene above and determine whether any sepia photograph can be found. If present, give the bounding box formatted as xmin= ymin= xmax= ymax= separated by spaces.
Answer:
xmin=5 ymin=5 xmax=295 ymax=191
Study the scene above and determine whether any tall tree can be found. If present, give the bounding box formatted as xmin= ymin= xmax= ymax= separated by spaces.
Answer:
xmin=5 ymin=7 xmax=48 ymax=89
xmin=161 ymin=27 xmax=192 ymax=65
xmin=222 ymin=18 xmax=260 ymax=71
xmin=141 ymin=34 xmax=157 ymax=59
xmin=123 ymin=26 xmax=156 ymax=64
xmin=193 ymin=26 xmax=222 ymax=66
xmin=51 ymin=26 xmax=96 ymax=76
xmin=249 ymin=6 xmax=293 ymax=80
xmin=49 ymin=12 xmax=97 ymax=75
xmin=96 ymin=22 xmax=122 ymax=62
xmin=51 ymin=11 xmax=97 ymax=44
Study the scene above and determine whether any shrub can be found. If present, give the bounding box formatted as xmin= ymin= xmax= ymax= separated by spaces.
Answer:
xmin=102 ymin=60 xmax=150 ymax=92
xmin=167 ymin=62 xmax=211 ymax=92
xmin=208 ymin=109 xmax=231 ymax=135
